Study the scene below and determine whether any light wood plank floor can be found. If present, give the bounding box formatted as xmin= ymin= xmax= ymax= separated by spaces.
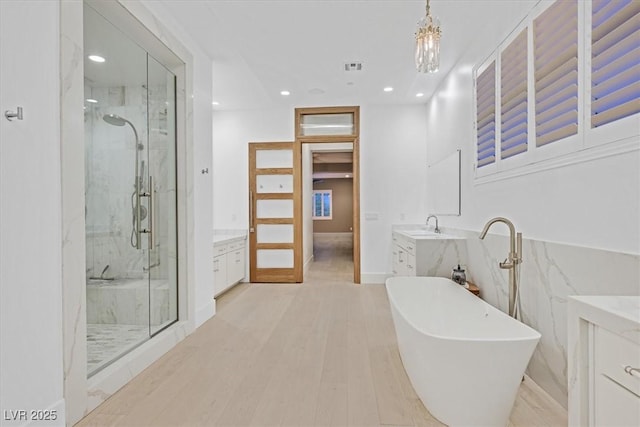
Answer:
xmin=77 ymin=236 xmax=567 ymax=426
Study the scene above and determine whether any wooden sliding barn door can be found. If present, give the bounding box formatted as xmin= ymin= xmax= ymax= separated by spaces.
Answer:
xmin=249 ymin=142 xmax=302 ymax=283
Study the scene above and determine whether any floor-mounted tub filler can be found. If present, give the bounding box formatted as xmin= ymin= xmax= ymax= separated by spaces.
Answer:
xmin=386 ymin=276 xmax=541 ymax=426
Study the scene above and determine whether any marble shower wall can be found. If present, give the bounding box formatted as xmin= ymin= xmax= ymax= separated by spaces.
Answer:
xmin=84 ymin=82 xmax=172 ymax=280
xmin=439 ymin=227 xmax=640 ymax=408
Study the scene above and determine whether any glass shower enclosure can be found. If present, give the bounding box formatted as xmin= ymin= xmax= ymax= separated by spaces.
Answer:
xmin=83 ymin=4 xmax=178 ymax=376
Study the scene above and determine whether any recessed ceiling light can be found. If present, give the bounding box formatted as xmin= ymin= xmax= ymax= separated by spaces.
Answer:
xmin=86 ymin=98 xmax=98 ymax=103
xmin=345 ymin=174 xmax=351 ymax=178
xmin=280 ymin=90 xmax=290 ymax=96
xmin=416 ymin=93 xmax=424 ymax=97
xmin=88 ymin=55 xmax=105 ymax=63
xmin=384 ymin=87 xmax=394 ymax=92
xmin=212 ymin=101 xmax=220 ymax=106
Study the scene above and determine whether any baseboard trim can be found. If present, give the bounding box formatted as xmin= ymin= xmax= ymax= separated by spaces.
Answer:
xmin=195 ymin=300 xmax=215 ymax=328
xmin=303 ymin=255 xmax=314 ymax=276
xmin=361 ymin=273 xmax=390 ymax=284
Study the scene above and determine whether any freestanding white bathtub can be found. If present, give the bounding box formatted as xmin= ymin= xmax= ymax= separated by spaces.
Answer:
xmin=386 ymin=276 xmax=541 ymax=427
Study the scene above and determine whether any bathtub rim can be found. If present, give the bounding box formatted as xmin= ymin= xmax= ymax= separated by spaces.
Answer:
xmin=385 ymin=276 xmax=541 ymax=343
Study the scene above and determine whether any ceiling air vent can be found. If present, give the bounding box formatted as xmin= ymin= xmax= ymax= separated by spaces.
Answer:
xmin=344 ymin=62 xmax=363 ymax=72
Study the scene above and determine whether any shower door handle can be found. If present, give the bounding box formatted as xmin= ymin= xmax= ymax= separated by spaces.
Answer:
xmin=149 ymin=176 xmax=155 ymax=249
xmin=139 ymin=176 xmax=155 ymax=249
xmin=136 ymin=176 xmax=142 ymax=249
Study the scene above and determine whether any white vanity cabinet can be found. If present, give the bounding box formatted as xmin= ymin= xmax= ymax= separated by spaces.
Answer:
xmin=391 ymin=229 xmax=467 ymax=277
xmin=392 ymin=232 xmax=416 ymax=276
xmin=213 ymin=236 xmax=246 ymax=297
xmin=568 ymin=296 xmax=640 ymax=427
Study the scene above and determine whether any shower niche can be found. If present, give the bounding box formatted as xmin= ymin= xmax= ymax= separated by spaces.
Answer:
xmin=83 ymin=4 xmax=178 ymax=376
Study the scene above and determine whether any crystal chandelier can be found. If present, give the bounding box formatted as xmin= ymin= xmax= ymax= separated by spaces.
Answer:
xmin=415 ymin=0 xmax=441 ymax=73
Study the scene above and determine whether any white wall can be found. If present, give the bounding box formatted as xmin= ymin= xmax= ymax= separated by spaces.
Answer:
xmin=360 ymin=104 xmax=428 ymax=281
xmin=212 ymin=105 xmax=428 ymax=282
xmin=0 ymin=1 xmax=65 ymax=424
xmin=142 ymin=1 xmax=215 ymax=326
xmin=212 ymin=108 xmax=293 ymax=229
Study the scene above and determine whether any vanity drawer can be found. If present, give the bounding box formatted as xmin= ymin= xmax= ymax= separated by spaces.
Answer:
xmin=595 ymin=326 xmax=640 ymax=396
xmin=406 ymin=253 xmax=416 ymax=274
xmin=214 ymin=244 xmax=228 ymax=256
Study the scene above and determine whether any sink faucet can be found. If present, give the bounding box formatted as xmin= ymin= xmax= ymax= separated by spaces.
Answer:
xmin=479 ymin=217 xmax=522 ymax=318
xmin=426 ymin=215 xmax=440 ymax=233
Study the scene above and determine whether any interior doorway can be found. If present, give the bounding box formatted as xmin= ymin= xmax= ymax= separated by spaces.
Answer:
xmin=295 ymin=106 xmax=360 ymax=283
xmin=302 ymin=145 xmax=354 ymax=282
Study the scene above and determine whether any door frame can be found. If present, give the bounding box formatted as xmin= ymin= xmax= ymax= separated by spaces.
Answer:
xmin=295 ymin=106 xmax=361 ymax=284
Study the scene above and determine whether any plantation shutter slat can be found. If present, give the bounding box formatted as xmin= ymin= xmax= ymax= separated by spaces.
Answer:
xmin=592 ymin=0 xmax=640 ymax=127
xmin=537 ymin=84 xmax=579 ymax=113
xmin=593 ymin=62 xmax=640 ymax=100
xmin=592 ymin=2 xmax=640 ymax=47
xmin=592 ymin=80 xmax=640 ymax=116
xmin=534 ymin=0 xmax=578 ymax=147
xmin=592 ymin=98 xmax=640 ymax=128
xmin=477 ymin=112 xmax=495 ymax=130
xmin=501 ymin=29 xmax=528 ymax=159
xmin=476 ymin=61 xmax=496 ymax=168
xmin=537 ymin=65 xmax=578 ymax=97
xmin=592 ymin=39 xmax=640 ymax=83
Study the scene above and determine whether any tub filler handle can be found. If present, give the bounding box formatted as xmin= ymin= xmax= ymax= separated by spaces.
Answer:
xmin=624 ymin=365 xmax=640 ymax=379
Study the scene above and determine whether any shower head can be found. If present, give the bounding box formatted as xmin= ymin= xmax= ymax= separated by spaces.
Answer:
xmin=103 ymin=113 xmax=142 ymax=150
xmin=103 ymin=113 xmax=127 ymax=126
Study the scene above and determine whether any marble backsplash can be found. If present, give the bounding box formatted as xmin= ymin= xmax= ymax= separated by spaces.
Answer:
xmin=414 ymin=226 xmax=640 ymax=408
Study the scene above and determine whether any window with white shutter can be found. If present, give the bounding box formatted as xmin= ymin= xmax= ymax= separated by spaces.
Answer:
xmin=591 ymin=0 xmax=640 ymax=128
xmin=534 ymin=0 xmax=578 ymax=147
xmin=501 ymin=28 xmax=528 ymax=160
xmin=476 ymin=61 xmax=496 ymax=168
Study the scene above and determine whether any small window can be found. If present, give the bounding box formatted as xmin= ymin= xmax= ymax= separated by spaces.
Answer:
xmin=312 ymin=190 xmax=332 ymax=220
xmin=591 ymin=0 xmax=640 ymax=128
xmin=476 ymin=61 xmax=496 ymax=168
xmin=501 ymin=28 xmax=528 ymax=160
xmin=534 ymin=0 xmax=579 ymax=147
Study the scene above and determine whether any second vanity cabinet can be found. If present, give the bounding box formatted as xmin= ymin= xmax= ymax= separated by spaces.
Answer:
xmin=392 ymin=232 xmax=416 ymax=275
xmin=568 ymin=296 xmax=640 ymax=426
xmin=214 ymin=237 xmax=246 ymax=296
xmin=391 ymin=230 xmax=468 ymax=277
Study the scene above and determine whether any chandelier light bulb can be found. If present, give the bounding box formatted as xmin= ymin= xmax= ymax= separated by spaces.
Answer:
xmin=415 ymin=0 xmax=441 ymax=73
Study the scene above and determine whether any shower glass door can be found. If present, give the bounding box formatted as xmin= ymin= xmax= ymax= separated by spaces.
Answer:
xmin=84 ymin=4 xmax=177 ymax=377
xmin=147 ymin=55 xmax=178 ymax=336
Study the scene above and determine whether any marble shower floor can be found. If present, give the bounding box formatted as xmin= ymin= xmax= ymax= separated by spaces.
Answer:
xmin=87 ymin=323 xmax=149 ymax=376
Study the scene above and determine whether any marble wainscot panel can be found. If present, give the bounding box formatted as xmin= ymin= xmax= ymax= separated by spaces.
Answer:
xmin=86 ymin=279 xmax=170 ymax=325
xmin=450 ymin=227 xmax=640 ymax=408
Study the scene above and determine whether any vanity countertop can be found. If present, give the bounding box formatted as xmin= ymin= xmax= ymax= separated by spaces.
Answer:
xmin=213 ymin=229 xmax=247 ymax=245
xmin=568 ymin=295 xmax=640 ymax=342
xmin=392 ymin=224 xmax=464 ymax=240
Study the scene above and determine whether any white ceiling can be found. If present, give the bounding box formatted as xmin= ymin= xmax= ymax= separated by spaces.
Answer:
xmin=156 ymin=0 xmax=536 ymax=110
